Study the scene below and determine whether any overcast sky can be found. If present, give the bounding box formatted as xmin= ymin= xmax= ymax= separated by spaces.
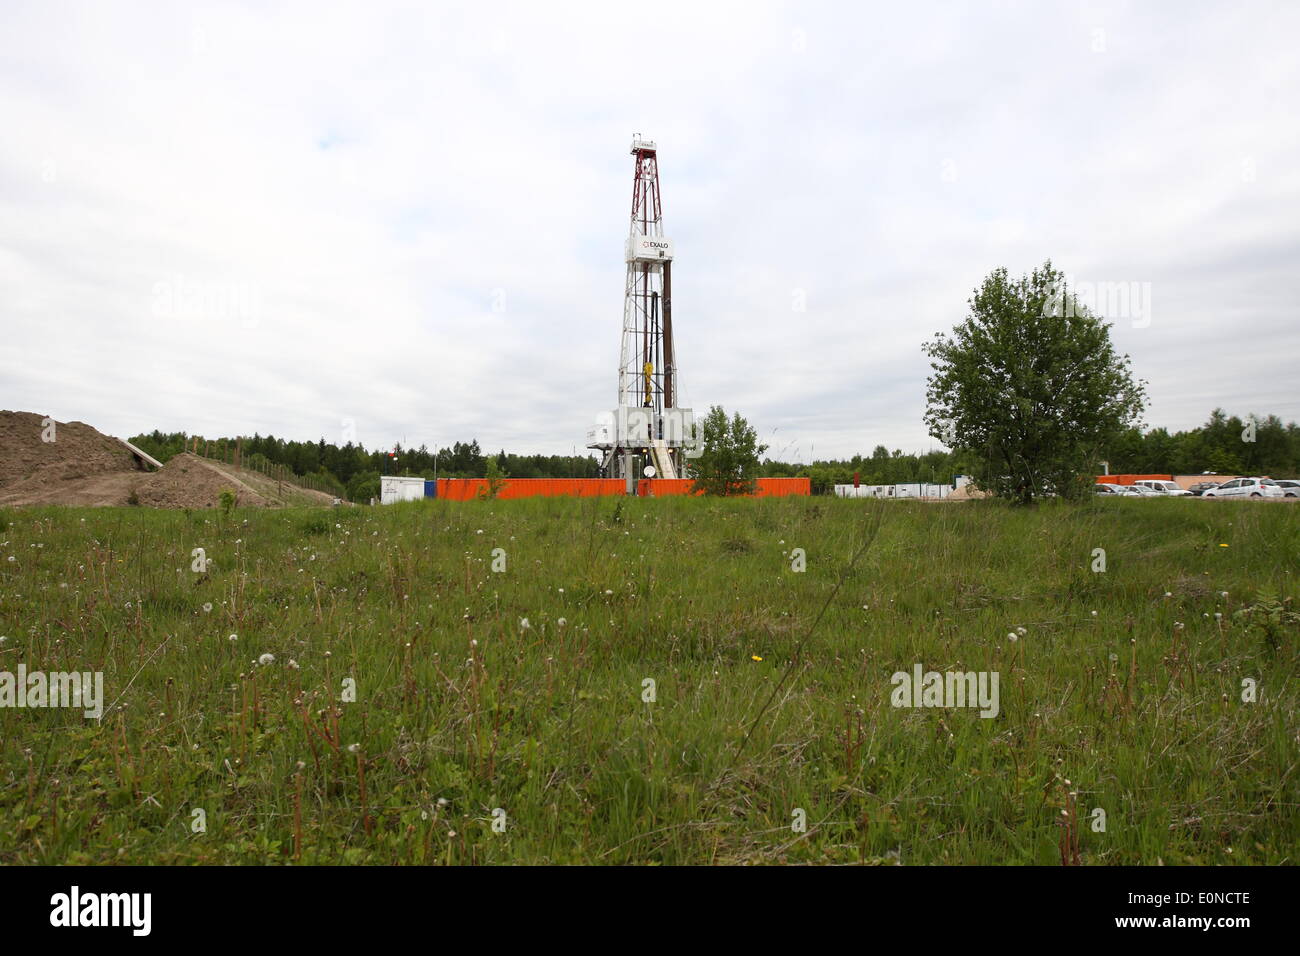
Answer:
xmin=2 ymin=1 xmax=1297 ymax=462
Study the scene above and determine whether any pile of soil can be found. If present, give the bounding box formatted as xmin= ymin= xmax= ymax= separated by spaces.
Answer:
xmin=0 ymin=410 xmax=150 ymax=506
xmin=135 ymin=453 xmax=270 ymax=509
xmin=0 ymin=411 xmax=332 ymax=509
xmin=0 ymin=411 xmax=141 ymax=487
xmin=948 ymin=482 xmax=990 ymax=500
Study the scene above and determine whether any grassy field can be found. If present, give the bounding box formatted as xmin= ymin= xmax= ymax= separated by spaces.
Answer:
xmin=1 ymin=495 xmax=1296 ymax=865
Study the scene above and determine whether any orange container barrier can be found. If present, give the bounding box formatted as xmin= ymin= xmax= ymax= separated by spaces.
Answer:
xmin=636 ymin=478 xmax=810 ymax=497
xmin=1094 ymin=474 xmax=1172 ymax=486
xmin=435 ymin=478 xmax=626 ymax=500
xmin=755 ymin=477 xmax=812 ymax=497
xmin=433 ymin=476 xmax=810 ymax=500
xmin=636 ymin=479 xmax=696 ymax=497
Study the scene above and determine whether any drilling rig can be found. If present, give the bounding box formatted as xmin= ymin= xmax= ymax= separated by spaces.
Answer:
xmin=586 ymin=137 xmax=696 ymax=490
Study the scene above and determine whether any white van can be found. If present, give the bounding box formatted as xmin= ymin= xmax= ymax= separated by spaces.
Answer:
xmin=1134 ymin=480 xmax=1190 ymax=497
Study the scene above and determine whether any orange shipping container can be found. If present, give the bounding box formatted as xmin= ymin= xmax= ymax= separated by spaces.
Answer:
xmin=1094 ymin=474 xmax=1173 ymax=486
xmin=755 ymin=478 xmax=812 ymax=497
xmin=435 ymin=478 xmax=626 ymax=500
xmin=433 ymin=477 xmax=810 ymax=500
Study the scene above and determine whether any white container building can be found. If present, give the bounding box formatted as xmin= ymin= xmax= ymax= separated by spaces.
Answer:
xmin=380 ymin=476 xmax=426 ymax=505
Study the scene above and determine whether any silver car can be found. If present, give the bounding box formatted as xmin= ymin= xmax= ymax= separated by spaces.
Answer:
xmin=1127 ymin=483 xmax=1165 ymax=497
xmin=1203 ymin=477 xmax=1284 ymax=499
xmin=1094 ymin=482 xmax=1139 ymax=496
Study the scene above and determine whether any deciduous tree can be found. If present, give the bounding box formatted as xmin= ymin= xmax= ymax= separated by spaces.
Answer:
xmin=923 ymin=261 xmax=1147 ymax=503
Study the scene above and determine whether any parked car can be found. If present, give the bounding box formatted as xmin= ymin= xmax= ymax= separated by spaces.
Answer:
xmin=1134 ymin=479 xmax=1191 ymax=497
xmin=1273 ymin=479 xmax=1300 ymax=498
xmin=1127 ymin=483 xmax=1166 ymax=497
xmin=1203 ymin=477 xmax=1284 ymax=498
xmin=1094 ymin=483 xmax=1137 ymax=495
xmin=1187 ymin=481 xmax=1221 ymax=497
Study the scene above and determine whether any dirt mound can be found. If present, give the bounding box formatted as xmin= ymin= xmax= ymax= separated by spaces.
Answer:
xmin=0 ymin=412 xmax=335 ymax=509
xmin=0 ymin=411 xmax=142 ymax=488
xmin=135 ymin=453 xmax=271 ymax=509
xmin=218 ymin=462 xmax=339 ymax=507
xmin=0 ymin=410 xmax=149 ymax=505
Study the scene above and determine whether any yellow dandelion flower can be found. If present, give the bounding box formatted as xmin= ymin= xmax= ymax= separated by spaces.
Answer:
xmin=751 ymin=654 xmax=763 ymax=662
xmin=1219 ymin=543 xmax=1229 ymax=548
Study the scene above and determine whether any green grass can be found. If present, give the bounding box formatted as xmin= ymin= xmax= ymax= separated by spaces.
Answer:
xmin=0 ymin=496 xmax=1296 ymax=864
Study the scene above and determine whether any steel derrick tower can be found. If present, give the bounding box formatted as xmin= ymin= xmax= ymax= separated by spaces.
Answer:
xmin=586 ymin=136 xmax=695 ymax=489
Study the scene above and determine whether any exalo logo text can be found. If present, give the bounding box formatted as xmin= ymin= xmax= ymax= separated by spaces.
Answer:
xmin=50 ymin=886 xmax=151 ymax=936
xmin=1043 ymin=277 xmax=1152 ymax=328
xmin=625 ymin=235 xmax=675 ymax=263
xmin=890 ymin=663 xmax=1000 ymax=718
xmin=0 ymin=666 xmax=103 ymax=719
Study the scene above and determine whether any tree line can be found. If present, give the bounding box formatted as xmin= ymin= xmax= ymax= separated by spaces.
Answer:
xmin=753 ymin=409 xmax=1299 ymax=496
xmin=1105 ymin=409 xmax=1298 ymax=478
xmin=131 ymin=402 xmax=1296 ymax=504
xmin=131 ymin=262 xmax=1295 ymax=504
xmin=127 ymin=431 xmax=601 ymax=502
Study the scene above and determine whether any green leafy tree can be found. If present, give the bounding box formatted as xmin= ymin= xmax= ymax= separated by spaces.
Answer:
xmin=347 ymin=470 xmax=381 ymax=503
xmin=923 ymin=261 xmax=1147 ymax=504
xmin=690 ymin=406 xmax=769 ymax=496
xmin=479 ymin=457 xmax=509 ymax=499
